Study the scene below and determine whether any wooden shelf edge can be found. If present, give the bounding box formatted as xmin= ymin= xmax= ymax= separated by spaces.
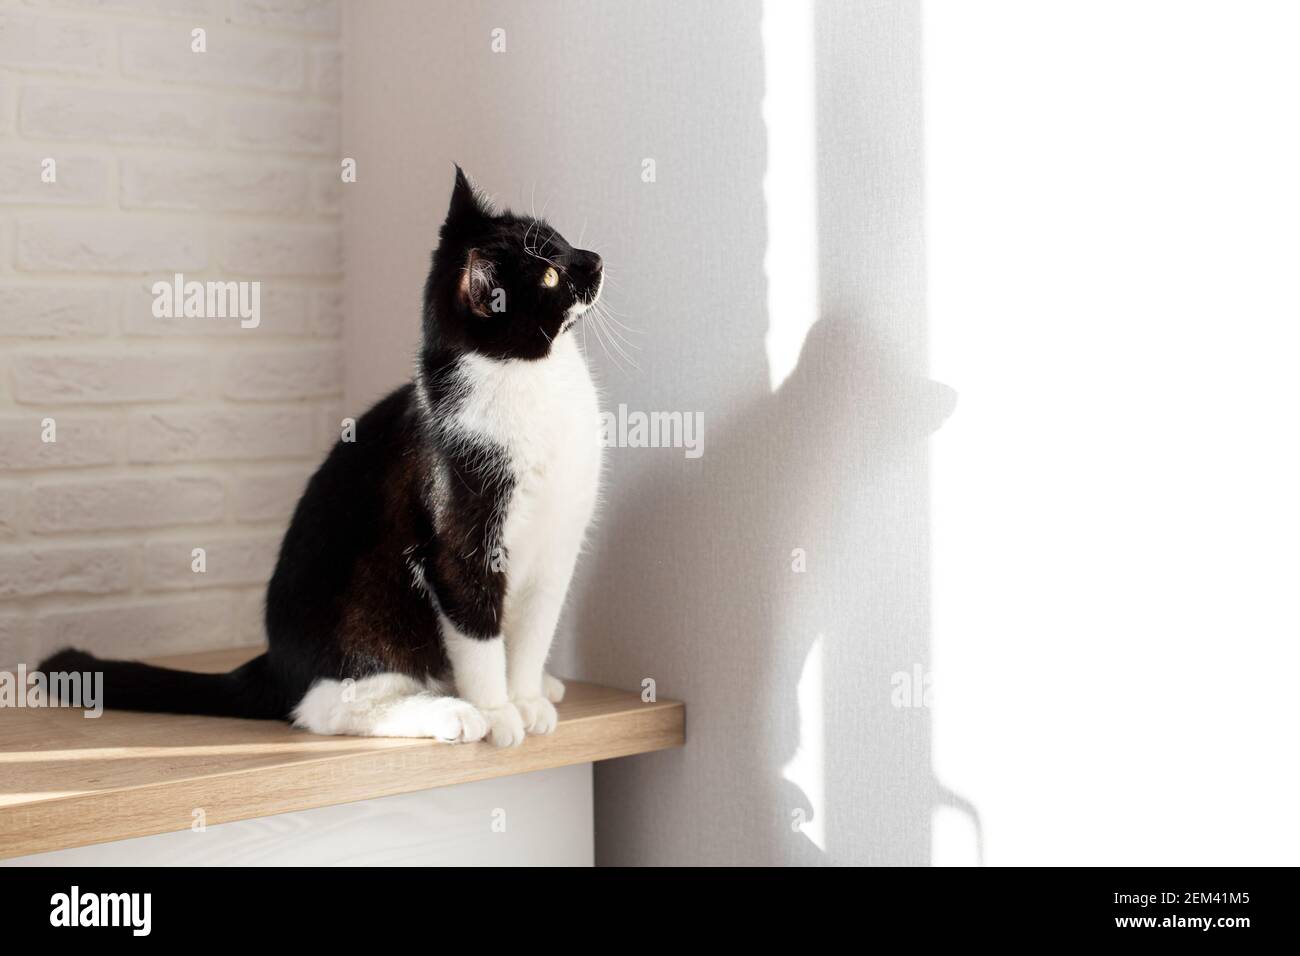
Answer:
xmin=0 ymin=648 xmax=684 ymax=861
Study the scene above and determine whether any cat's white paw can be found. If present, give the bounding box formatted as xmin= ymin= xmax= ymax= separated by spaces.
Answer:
xmin=542 ymin=672 xmax=566 ymax=704
xmin=357 ymin=694 xmax=487 ymax=742
xmin=482 ymin=703 xmax=526 ymax=748
xmin=513 ymin=695 xmax=558 ymax=735
xmin=425 ymin=698 xmax=488 ymax=743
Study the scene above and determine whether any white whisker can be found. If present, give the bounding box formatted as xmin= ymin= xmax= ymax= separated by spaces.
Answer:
xmin=585 ymin=307 xmax=626 ymax=374
xmin=590 ymin=303 xmax=641 ymax=351
xmin=589 ymin=307 xmax=639 ymax=371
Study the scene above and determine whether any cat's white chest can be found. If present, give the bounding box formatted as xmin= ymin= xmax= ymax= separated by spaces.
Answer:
xmin=451 ymin=339 xmax=601 ymax=587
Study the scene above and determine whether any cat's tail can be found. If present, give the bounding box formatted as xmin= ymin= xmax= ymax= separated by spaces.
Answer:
xmin=36 ymin=648 xmax=287 ymax=720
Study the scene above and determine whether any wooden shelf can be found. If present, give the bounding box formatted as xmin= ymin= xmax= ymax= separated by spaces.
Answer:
xmin=0 ymin=647 xmax=684 ymax=860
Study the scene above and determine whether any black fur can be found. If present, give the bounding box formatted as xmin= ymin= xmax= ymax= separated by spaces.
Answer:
xmin=38 ymin=167 xmax=602 ymax=721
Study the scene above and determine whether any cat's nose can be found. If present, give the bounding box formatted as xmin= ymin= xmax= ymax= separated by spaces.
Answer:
xmin=574 ymin=249 xmax=602 ymax=275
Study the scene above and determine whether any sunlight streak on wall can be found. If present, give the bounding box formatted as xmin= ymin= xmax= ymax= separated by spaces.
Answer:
xmin=782 ymin=633 xmax=826 ymax=852
xmin=924 ymin=0 xmax=1300 ymax=865
xmin=761 ymin=0 xmax=819 ymax=392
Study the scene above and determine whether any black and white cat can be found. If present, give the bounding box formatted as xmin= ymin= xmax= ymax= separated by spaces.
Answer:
xmin=41 ymin=168 xmax=603 ymax=747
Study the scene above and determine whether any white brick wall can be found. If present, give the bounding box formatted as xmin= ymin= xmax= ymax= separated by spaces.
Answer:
xmin=0 ymin=0 xmax=343 ymax=667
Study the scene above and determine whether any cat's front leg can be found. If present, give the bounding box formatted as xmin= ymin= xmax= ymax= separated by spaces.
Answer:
xmin=505 ymin=580 xmax=572 ymax=735
xmin=440 ymin=622 xmax=525 ymax=748
xmin=423 ymin=550 xmax=525 ymax=748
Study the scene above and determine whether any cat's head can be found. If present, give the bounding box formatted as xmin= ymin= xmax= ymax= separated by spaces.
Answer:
xmin=423 ymin=166 xmax=603 ymax=361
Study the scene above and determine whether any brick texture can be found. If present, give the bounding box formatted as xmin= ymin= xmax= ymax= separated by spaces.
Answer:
xmin=0 ymin=13 xmax=111 ymax=74
xmin=230 ymin=467 xmax=312 ymax=522
xmin=0 ymin=150 xmax=110 ymax=206
xmin=20 ymin=86 xmax=215 ymax=147
xmin=33 ymin=476 xmax=226 ymax=533
xmin=121 ymin=157 xmax=309 ymax=214
xmin=11 ymin=352 xmax=211 ymax=404
xmin=120 ymin=27 xmax=304 ymax=93
xmin=31 ymin=594 xmax=238 ymax=662
xmin=126 ymin=406 xmax=315 ymax=463
xmin=0 ymin=415 xmax=119 ymax=469
xmin=0 ymin=286 xmax=113 ymax=338
xmin=0 ymin=542 xmax=135 ymax=598
xmin=141 ymin=533 xmax=281 ymax=591
xmin=0 ymin=3 xmax=342 ymax=666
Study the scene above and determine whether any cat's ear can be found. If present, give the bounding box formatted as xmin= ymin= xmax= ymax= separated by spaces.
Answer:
xmin=459 ymin=248 xmax=495 ymax=318
xmin=445 ymin=164 xmax=493 ymax=232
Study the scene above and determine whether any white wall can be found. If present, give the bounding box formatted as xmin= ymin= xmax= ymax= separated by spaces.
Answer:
xmin=344 ymin=0 xmax=1300 ymax=866
xmin=0 ymin=0 xmax=344 ymax=668
xmin=343 ymin=0 xmax=936 ymax=865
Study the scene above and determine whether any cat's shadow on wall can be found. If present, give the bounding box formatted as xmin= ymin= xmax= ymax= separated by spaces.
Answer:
xmin=572 ymin=308 xmax=965 ymax=864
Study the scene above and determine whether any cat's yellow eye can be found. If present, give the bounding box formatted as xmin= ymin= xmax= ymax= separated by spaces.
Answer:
xmin=541 ymin=266 xmax=559 ymax=288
